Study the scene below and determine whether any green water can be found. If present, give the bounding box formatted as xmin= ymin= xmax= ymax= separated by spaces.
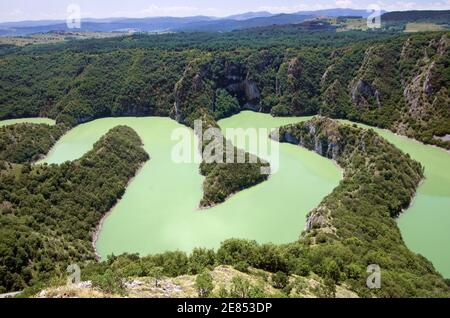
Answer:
xmin=0 ymin=118 xmax=55 ymax=127
xmin=339 ymin=120 xmax=450 ymax=278
xmin=38 ymin=114 xmax=342 ymax=259
xmin=1 ymin=112 xmax=449 ymax=277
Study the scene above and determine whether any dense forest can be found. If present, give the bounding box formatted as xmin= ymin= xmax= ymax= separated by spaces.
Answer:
xmin=0 ymin=126 xmax=148 ymax=292
xmin=0 ymin=123 xmax=66 ymax=163
xmin=382 ymin=10 xmax=450 ymax=24
xmin=0 ymin=29 xmax=448 ymax=149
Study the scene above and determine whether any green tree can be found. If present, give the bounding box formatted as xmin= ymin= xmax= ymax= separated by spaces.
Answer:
xmin=213 ymin=89 xmax=240 ymax=120
xmin=92 ymin=269 xmax=126 ymax=295
xmin=189 ymin=248 xmax=216 ymax=274
xmin=230 ymin=276 xmax=251 ymax=298
xmin=150 ymin=267 xmax=164 ymax=287
xmin=322 ymin=278 xmax=337 ymax=298
xmin=324 ymin=260 xmax=341 ymax=283
xmin=271 ymin=271 xmax=289 ymax=289
xmin=195 ymin=271 xmax=214 ymax=298
xmin=217 ymin=239 xmax=258 ymax=267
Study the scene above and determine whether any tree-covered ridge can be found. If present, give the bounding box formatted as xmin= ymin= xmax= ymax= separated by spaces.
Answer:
xmin=179 ymin=109 xmax=269 ymax=207
xmin=171 ymin=58 xmax=270 ymax=207
xmin=321 ymin=33 xmax=450 ymax=148
xmin=2 ymin=25 xmax=395 ymax=56
xmin=277 ymin=117 xmax=449 ymax=297
xmin=383 ymin=10 xmax=450 ymax=24
xmin=0 ymin=126 xmax=149 ymax=293
xmin=0 ymin=31 xmax=448 ymax=148
xmin=0 ymin=123 xmax=66 ymax=163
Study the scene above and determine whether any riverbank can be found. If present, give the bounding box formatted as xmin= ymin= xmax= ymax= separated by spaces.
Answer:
xmin=92 ymin=162 xmax=147 ymax=261
xmin=0 ymin=117 xmax=55 ymax=127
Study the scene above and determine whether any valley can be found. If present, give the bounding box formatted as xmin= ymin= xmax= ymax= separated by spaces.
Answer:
xmin=2 ymin=111 xmax=449 ymax=280
xmin=0 ymin=7 xmax=449 ymax=299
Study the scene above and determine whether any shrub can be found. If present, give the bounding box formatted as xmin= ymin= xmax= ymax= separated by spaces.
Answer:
xmin=92 ymin=269 xmax=126 ymax=295
xmin=271 ymin=271 xmax=289 ymax=289
xmin=195 ymin=271 xmax=214 ymax=298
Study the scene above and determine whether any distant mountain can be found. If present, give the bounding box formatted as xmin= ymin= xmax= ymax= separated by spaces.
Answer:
xmin=0 ymin=20 xmax=66 ymax=28
xmin=294 ymin=8 xmax=382 ymax=18
xmin=174 ymin=14 xmax=313 ymax=32
xmin=226 ymin=11 xmax=274 ymax=21
xmin=0 ymin=13 xmax=313 ymax=35
xmin=1 ymin=9 xmax=448 ymax=36
xmin=0 ymin=16 xmax=215 ymax=36
xmin=382 ymin=10 xmax=450 ymax=22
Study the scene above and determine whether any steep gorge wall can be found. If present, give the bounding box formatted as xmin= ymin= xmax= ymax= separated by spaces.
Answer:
xmin=320 ymin=33 xmax=449 ymax=149
xmin=0 ymin=32 xmax=448 ymax=148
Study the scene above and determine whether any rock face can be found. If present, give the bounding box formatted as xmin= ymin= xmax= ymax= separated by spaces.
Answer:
xmin=346 ymin=46 xmax=386 ymax=111
xmin=350 ymin=79 xmax=381 ymax=109
xmin=243 ymin=80 xmax=261 ymax=103
xmin=434 ymin=134 xmax=450 ymax=142
xmin=283 ymin=132 xmax=299 ymax=145
xmin=280 ymin=118 xmax=341 ymax=161
xmin=173 ymin=59 xmax=264 ymax=122
xmin=396 ymin=34 xmax=449 ymax=139
xmin=227 ymin=79 xmax=261 ymax=110
xmin=305 ymin=210 xmax=327 ymax=231
xmin=287 ymin=57 xmax=302 ymax=77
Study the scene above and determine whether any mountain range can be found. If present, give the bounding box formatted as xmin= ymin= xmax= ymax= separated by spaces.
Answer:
xmin=0 ymin=8 xmax=382 ymax=36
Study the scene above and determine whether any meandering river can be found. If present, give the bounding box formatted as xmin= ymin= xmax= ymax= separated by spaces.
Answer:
xmin=1 ymin=112 xmax=449 ymax=277
xmin=39 ymin=115 xmax=342 ymax=260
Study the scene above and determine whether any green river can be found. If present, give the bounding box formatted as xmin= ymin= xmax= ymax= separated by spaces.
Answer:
xmin=1 ymin=112 xmax=449 ymax=277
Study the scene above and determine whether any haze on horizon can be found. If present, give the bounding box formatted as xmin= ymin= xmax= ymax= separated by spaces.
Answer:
xmin=1 ymin=0 xmax=450 ymax=23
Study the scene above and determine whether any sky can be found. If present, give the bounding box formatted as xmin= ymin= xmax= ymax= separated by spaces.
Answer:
xmin=1 ymin=0 xmax=450 ymax=22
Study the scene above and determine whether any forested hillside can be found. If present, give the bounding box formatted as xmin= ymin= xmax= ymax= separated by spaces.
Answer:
xmin=0 ymin=29 xmax=448 ymax=148
xmin=277 ymin=118 xmax=449 ymax=297
xmin=0 ymin=123 xmax=66 ymax=163
xmin=0 ymin=126 xmax=149 ymax=293
xmin=382 ymin=10 xmax=450 ymax=24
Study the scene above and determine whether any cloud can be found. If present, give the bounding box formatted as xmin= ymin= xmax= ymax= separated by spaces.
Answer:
xmin=139 ymin=5 xmax=219 ymax=17
xmin=378 ymin=0 xmax=450 ymax=11
xmin=258 ymin=4 xmax=327 ymax=14
xmin=335 ymin=0 xmax=353 ymax=8
xmin=9 ymin=9 xmax=24 ymax=17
